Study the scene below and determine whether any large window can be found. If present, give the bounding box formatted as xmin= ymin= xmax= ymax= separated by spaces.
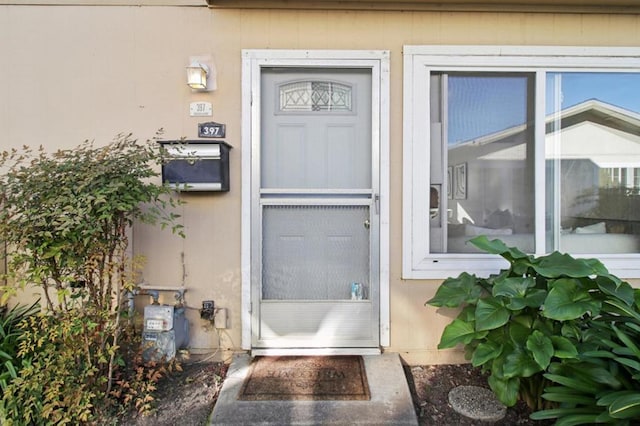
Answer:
xmin=403 ymin=46 xmax=640 ymax=279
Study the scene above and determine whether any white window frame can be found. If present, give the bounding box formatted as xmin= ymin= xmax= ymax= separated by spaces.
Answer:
xmin=402 ymin=45 xmax=640 ymax=279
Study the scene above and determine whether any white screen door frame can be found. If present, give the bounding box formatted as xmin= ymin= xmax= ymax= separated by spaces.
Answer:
xmin=241 ymin=50 xmax=390 ymax=355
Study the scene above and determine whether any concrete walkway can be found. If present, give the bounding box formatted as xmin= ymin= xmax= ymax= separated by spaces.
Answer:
xmin=210 ymin=353 xmax=419 ymax=425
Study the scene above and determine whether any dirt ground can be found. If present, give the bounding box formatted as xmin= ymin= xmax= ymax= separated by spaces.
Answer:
xmin=405 ymin=363 xmax=550 ymax=426
xmin=118 ymin=359 xmax=546 ymax=426
xmin=118 ymin=360 xmax=228 ymax=426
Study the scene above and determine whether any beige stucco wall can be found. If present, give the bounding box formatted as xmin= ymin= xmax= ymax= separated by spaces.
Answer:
xmin=2 ymin=3 xmax=639 ymax=364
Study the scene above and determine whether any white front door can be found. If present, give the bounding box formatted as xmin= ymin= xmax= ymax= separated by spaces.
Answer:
xmin=251 ymin=67 xmax=379 ymax=353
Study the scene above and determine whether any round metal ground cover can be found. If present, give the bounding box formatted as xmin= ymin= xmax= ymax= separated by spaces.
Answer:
xmin=448 ymin=385 xmax=506 ymax=422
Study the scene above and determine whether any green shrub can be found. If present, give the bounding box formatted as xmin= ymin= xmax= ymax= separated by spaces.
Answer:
xmin=531 ymin=291 xmax=640 ymax=425
xmin=1 ymin=311 xmax=101 ymax=425
xmin=0 ymin=301 xmax=39 ymax=392
xmin=0 ymin=132 xmax=184 ymax=423
xmin=426 ymin=236 xmax=635 ymax=411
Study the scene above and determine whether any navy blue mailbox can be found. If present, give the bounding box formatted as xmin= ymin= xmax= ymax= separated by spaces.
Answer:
xmin=159 ymin=140 xmax=231 ymax=192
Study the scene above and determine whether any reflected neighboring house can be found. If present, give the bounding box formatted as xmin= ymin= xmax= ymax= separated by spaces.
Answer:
xmin=447 ymin=100 xmax=640 ymax=253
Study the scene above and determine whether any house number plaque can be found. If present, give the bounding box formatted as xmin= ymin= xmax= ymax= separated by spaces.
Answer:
xmin=198 ymin=122 xmax=226 ymax=138
xmin=189 ymin=101 xmax=212 ymax=117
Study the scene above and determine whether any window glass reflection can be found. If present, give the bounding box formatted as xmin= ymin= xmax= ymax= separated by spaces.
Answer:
xmin=546 ymin=73 xmax=640 ymax=253
xmin=434 ymin=73 xmax=536 ymax=253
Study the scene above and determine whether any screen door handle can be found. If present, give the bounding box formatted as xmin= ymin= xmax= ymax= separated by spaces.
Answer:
xmin=364 ymin=219 xmax=371 ymax=230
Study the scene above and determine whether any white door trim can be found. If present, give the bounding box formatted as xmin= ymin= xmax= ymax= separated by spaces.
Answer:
xmin=240 ymin=49 xmax=390 ymax=350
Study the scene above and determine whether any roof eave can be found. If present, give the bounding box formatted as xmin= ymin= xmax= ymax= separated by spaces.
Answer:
xmin=205 ymin=0 xmax=640 ymax=14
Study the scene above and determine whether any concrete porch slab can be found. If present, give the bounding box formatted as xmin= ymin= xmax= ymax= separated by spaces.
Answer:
xmin=210 ymin=353 xmax=418 ymax=425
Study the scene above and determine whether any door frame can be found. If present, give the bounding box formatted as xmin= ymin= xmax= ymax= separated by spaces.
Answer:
xmin=241 ymin=50 xmax=390 ymax=353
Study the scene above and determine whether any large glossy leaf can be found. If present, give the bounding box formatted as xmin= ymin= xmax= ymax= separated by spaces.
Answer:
xmin=544 ymin=373 xmax=598 ymax=391
xmin=533 ymin=316 xmax=556 ymax=335
xmin=530 ymin=408 xmax=601 ymax=422
xmin=493 ymin=276 xmax=533 ymax=298
xmin=614 ymin=357 xmax=640 ymax=373
xmin=608 ymin=393 xmax=640 ymax=419
xmin=561 ymin=322 xmax=582 ymax=340
xmin=468 ymin=236 xmax=530 ymax=266
xmin=458 ymin=304 xmax=476 ymax=322
xmin=543 ymin=279 xmax=601 ymax=320
xmin=426 ymin=272 xmax=483 ymax=308
xmin=475 ymin=299 xmax=510 ymax=331
xmin=555 ymin=413 xmax=608 ymax=426
xmin=550 ymin=361 xmax=620 ymax=388
xmin=438 ymin=319 xmax=487 ymax=349
xmin=4 ymin=361 xmax=16 ymax=379
xmin=493 ymin=277 xmax=540 ymax=310
xmin=523 ymin=289 xmax=548 ymax=308
xmin=487 ymin=374 xmax=519 ymax=407
xmin=509 ymin=321 xmax=531 ymax=346
xmin=533 ymin=252 xmax=604 ymax=278
xmin=542 ymin=392 xmax=596 ymax=405
xmin=596 ymin=276 xmax=634 ymax=306
xmin=545 ymin=385 xmax=590 ymax=395
xmin=597 ymin=390 xmax=639 ymax=406
xmin=503 ymin=347 xmax=543 ymax=378
xmin=581 ymin=366 xmax=622 ymax=388
xmin=594 ymin=411 xmax=619 ymax=424
xmin=490 ymin=356 xmax=508 ymax=379
xmin=582 ymin=328 xmax=615 ymax=349
xmin=512 ymin=314 xmax=533 ymax=329
xmin=527 ymin=330 xmax=554 ymax=369
xmin=612 ymin=324 xmax=640 ymax=359
xmin=581 ymin=257 xmax=611 ymax=276
xmin=472 ymin=341 xmax=503 ymax=367
xmin=468 ymin=235 xmax=508 ymax=253
xmin=550 ymin=336 xmax=578 ymax=359
xmin=603 ymin=299 xmax=640 ymax=323
xmin=582 ymin=350 xmax=617 ymax=359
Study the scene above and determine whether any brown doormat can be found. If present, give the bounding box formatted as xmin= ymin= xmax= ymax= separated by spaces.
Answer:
xmin=238 ymin=356 xmax=370 ymax=401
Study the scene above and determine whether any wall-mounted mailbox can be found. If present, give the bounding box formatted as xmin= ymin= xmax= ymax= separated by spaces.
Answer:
xmin=159 ymin=140 xmax=231 ymax=192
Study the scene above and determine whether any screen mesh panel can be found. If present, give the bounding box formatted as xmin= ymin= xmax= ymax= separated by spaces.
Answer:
xmin=262 ymin=205 xmax=370 ymax=300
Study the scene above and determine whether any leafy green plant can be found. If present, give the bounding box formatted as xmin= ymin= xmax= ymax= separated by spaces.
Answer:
xmin=426 ymin=236 xmax=634 ymax=411
xmin=0 ymin=132 xmax=183 ymax=310
xmin=1 ymin=311 xmax=102 ymax=425
xmin=0 ymin=301 xmax=39 ymax=392
xmin=0 ymin=132 xmax=184 ymax=423
xmin=531 ymin=289 xmax=640 ymax=425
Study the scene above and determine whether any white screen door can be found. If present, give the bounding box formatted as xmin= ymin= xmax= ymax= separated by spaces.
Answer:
xmin=252 ymin=68 xmax=380 ymax=352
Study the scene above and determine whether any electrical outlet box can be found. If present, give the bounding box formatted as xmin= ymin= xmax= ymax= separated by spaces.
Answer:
xmin=214 ymin=308 xmax=227 ymax=329
xmin=201 ymin=300 xmax=215 ymax=321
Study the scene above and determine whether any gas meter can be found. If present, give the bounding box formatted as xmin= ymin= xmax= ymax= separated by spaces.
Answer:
xmin=142 ymin=304 xmax=189 ymax=362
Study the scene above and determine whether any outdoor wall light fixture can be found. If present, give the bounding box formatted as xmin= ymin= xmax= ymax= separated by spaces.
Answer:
xmin=186 ymin=55 xmax=216 ymax=91
xmin=186 ymin=62 xmax=208 ymax=89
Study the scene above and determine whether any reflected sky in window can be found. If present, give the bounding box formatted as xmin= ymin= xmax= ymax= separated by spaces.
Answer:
xmin=546 ymin=73 xmax=640 ymax=115
xmin=447 ymin=72 xmax=640 ymax=145
xmin=447 ymin=74 xmax=530 ymax=145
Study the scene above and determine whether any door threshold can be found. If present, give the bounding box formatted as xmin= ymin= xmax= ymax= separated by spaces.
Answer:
xmin=251 ymin=348 xmax=381 ymax=356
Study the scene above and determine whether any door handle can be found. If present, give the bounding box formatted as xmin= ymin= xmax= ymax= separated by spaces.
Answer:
xmin=364 ymin=219 xmax=371 ymax=229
